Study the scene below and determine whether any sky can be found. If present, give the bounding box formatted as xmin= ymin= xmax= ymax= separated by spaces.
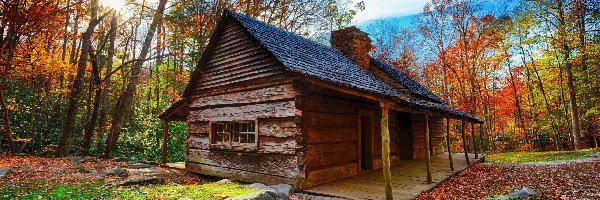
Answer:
xmin=351 ymin=0 xmax=428 ymax=25
xmin=353 ymin=0 xmax=521 ymax=34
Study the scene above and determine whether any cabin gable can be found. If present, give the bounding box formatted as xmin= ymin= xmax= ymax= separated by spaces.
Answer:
xmin=190 ymin=16 xmax=289 ymax=95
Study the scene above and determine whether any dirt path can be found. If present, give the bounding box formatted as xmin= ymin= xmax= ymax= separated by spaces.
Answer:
xmin=414 ymin=155 xmax=600 ymax=199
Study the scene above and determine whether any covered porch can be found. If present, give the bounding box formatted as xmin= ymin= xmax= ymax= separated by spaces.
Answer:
xmin=305 ymin=153 xmax=484 ymax=199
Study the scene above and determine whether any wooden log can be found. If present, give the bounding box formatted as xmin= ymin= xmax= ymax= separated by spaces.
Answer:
xmin=303 ymin=162 xmax=358 ymax=189
xmin=424 ymin=113 xmax=432 ymax=184
xmin=446 ymin=118 xmax=454 ymax=171
xmin=187 ymin=149 xmax=298 ymax=178
xmin=187 ymin=134 xmax=210 ymax=149
xmin=471 ymin=123 xmax=478 ymax=159
xmin=189 ymin=100 xmax=297 ymax=122
xmin=161 ymin=120 xmax=169 ymax=164
xmin=258 ymin=118 xmax=300 ymax=137
xmin=190 ymin=84 xmax=298 ymax=108
xmin=186 ymin=162 xmax=297 ymax=187
xmin=461 ymin=121 xmax=470 ymax=165
xmin=257 ymin=136 xmax=298 ymax=155
xmin=380 ymin=105 xmax=393 ymax=200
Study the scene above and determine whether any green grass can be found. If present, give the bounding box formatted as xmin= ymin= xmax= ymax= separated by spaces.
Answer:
xmin=487 ymin=148 xmax=599 ymax=164
xmin=0 ymin=180 xmax=113 ymax=200
xmin=0 ymin=180 xmax=257 ymax=200
xmin=117 ymin=182 xmax=258 ymax=200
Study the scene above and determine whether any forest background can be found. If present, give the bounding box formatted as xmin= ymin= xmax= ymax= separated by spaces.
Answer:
xmin=0 ymin=0 xmax=598 ymax=162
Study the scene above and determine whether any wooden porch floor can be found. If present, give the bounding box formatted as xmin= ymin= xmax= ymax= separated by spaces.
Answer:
xmin=304 ymin=153 xmax=484 ymax=200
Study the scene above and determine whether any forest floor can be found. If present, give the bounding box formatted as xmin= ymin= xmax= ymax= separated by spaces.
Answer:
xmin=0 ymin=155 xmax=257 ymax=199
xmin=415 ymin=148 xmax=600 ymax=199
xmin=1 ymin=149 xmax=599 ymax=200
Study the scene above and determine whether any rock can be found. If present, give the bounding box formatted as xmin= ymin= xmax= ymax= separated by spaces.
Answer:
xmin=495 ymin=187 xmax=537 ymax=199
xmin=227 ymin=190 xmax=280 ymax=200
xmin=178 ymin=198 xmax=192 ymax=200
xmin=128 ymin=163 xmax=155 ymax=169
xmin=76 ymin=167 xmax=91 ymax=173
xmin=0 ymin=167 xmax=10 ymax=178
xmin=248 ymin=183 xmax=292 ymax=200
xmin=217 ymin=179 xmax=235 ymax=184
xmin=270 ymin=184 xmax=293 ymax=198
xmin=116 ymin=177 xmax=164 ymax=186
xmin=71 ymin=157 xmax=85 ymax=165
xmin=589 ymin=152 xmax=600 ymax=157
xmin=15 ymin=166 xmax=33 ymax=172
xmin=508 ymin=187 xmax=536 ymax=198
xmin=93 ymin=168 xmax=128 ymax=177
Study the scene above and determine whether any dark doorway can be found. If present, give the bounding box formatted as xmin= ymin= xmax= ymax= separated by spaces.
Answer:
xmin=396 ymin=112 xmax=413 ymax=160
xmin=360 ymin=116 xmax=373 ymax=171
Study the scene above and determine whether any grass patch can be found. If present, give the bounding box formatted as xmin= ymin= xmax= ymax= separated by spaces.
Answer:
xmin=487 ymin=148 xmax=599 ymax=164
xmin=117 ymin=182 xmax=258 ymax=200
xmin=0 ymin=180 xmax=256 ymax=200
xmin=0 ymin=180 xmax=113 ymax=200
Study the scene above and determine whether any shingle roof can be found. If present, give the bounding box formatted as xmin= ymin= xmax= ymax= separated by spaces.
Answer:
xmin=370 ymin=58 xmax=444 ymax=103
xmin=192 ymin=9 xmax=483 ymax=123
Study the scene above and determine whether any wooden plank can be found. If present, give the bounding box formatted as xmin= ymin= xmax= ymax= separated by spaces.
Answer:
xmin=305 ymin=146 xmax=357 ymax=168
xmin=189 ymin=101 xmax=298 ymax=122
xmin=187 ymin=149 xmax=299 ymax=178
xmin=191 ymin=84 xmax=298 ymax=108
xmin=186 ymin=162 xmax=297 ymax=186
xmin=257 ymin=136 xmax=298 ymax=155
xmin=380 ymin=106 xmax=393 ymax=200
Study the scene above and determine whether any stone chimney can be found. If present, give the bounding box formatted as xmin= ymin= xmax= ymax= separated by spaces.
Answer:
xmin=331 ymin=26 xmax=373 ymax=70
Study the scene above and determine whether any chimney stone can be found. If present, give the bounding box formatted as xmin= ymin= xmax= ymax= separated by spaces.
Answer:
xmin=331 ymin=26 xmax=373 ymax=70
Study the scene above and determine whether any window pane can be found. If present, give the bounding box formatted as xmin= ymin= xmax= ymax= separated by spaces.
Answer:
xmin=248 ymin=134 xmax=255 ymax=143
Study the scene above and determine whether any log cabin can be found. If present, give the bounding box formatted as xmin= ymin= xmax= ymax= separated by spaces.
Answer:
xmin=159 ymin=9 xmax=484 ymax=190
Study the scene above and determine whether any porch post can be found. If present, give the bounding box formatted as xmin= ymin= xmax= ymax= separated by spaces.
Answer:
xmin=479 ymin=123 xmax=485 ymax=155
xmin=461 ymin=120 xmax=470 ymax=165
xmin=380 ymin=104 xmax=393 ymax=200
xmin=471 ymin=123 xmax=478 ymax=159
xmin=161 ymin=120 xmax=169 ymax=164
xmin=424 ymin=112 xmax=432 ymax=184
xmin=446 ymin=117 xmax=454 ymax=171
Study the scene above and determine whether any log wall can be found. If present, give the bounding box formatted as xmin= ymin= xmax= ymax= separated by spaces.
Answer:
xmin=185 ymin=17 xmax=304 ymax=187
xmin=411 ymin=114 xmax=445 ymax=159
xmin=301 ymin=87 xmax=402 ymax=188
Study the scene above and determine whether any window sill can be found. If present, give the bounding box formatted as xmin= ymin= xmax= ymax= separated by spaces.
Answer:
xmin=209 ymin=143 xmax=257 ymax=152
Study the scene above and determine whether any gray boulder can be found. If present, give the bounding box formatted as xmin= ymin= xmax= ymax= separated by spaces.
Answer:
xmin=128 ymin=163 xmax=155 ymax=169
xmin=217 ymin=179 xmax=235 ymax=184
xmin=16 ymin=166 xmax=33 ymax=172
xmin=93 ymin=168 xmax=128 ymax=177
xmin=494 ymin=187 xmax=537 ymax=199
xmin=116 ymin=177 xmax=164 ymax=186
xmin=247 ymin=183 xmax=292 ymax=200
xmin=0 ymin=167 xmax=10 ymax=178
xmin=70 ymin=157 xmax=85 ymax=165
xmin=227 ymin=190 xmax=280 ymax=200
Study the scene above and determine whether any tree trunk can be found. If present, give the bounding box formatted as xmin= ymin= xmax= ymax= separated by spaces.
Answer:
xmin=57 ymin=11 xmax=110 ymax=156
xmin=0 ymin=89 xmax=15 ymax=153
xmin=98 ymin=14 xmax=117 ymax=130
xmin=104 ymin=0 xmax=168 ymax=157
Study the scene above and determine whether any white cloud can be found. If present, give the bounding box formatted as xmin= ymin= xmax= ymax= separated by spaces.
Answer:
xmin=352 ymin=0 xmax=428 ymax=25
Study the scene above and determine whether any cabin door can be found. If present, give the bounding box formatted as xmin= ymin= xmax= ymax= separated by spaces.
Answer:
xmin=358 ymin=111 xmax=374 ymax=172
xmin=396 ymin=112 xmax=413 ymax=160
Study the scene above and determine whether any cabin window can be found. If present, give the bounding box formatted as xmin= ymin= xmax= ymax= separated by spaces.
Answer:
xmin=211 ymin=121 xmax=256 ymax=145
